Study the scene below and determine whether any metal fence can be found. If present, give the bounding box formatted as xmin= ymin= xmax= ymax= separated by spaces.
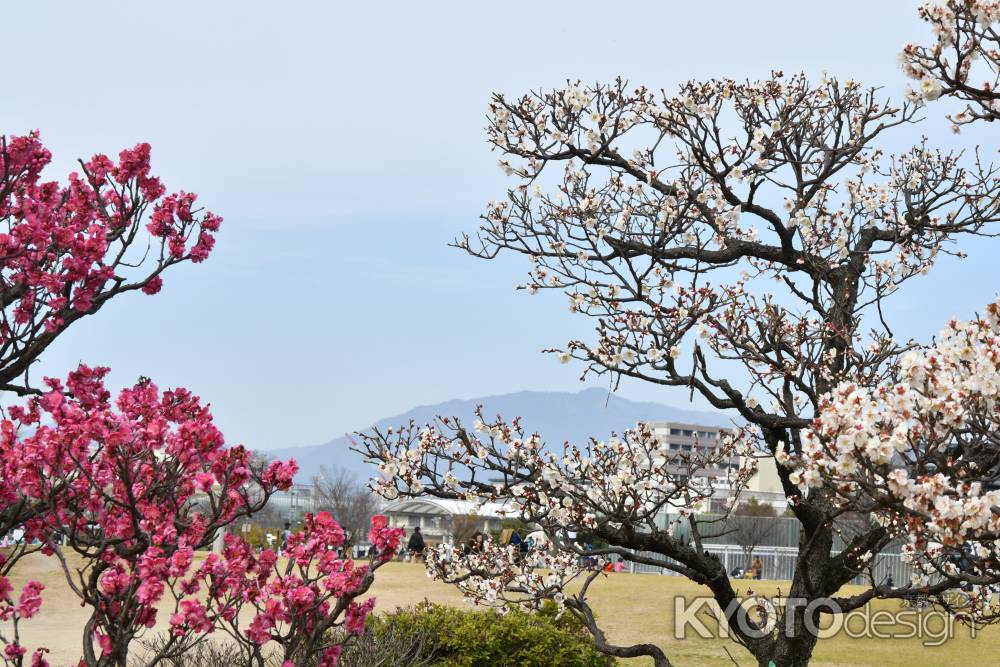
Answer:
xmin=627 ymin=544 xmax=910 ymax=587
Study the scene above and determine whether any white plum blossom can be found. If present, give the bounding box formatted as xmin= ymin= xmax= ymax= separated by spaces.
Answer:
xmin=919 ymin=77 xmax=943 ymax=100
xmin=362 ymin=50 xmax=1000 ymax=662
xmin=794 ymin=297 xmax=1000 ymax=601
xmin=359 ymin=412 xmax=755 ymax=616
xmin=902 ymin=1 xmax=1000 ymax=125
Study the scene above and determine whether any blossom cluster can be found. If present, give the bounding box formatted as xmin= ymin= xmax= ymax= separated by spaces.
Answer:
xmin=371 ymin=414 xmax=753 ymax=527
xmin=424 ymin=538 xmax=587 ymax=610
xmin=360 ymin=411 xmax=755 ymax=608
xmin=181 ymin=512 xmax=402 ymax=666
xmin=0 ymin=574 xmax=47 ymax=667
xmin=367 ymin=515 xmax=405 ymax=559
xmin=0 ymin=135 xmax=221 ymax=394
xmin=488 ymin=75 xmax=915 ymax=266
xmin=0 ymin=365 xmax=299 ymax=664
xmin=0 ymin=132 xmax=395 ymax=666
xmin=791 ymin=297 xmax=1000 ymax=597
xmin=470 ymin=72 xmax=1000 ymax=430
xmin=901 ymin=1 xmax=1000 ymax=126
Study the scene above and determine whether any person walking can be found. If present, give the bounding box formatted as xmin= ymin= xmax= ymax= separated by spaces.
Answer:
xmin=279 ymin=521 xmax=292 ymax=557
xmin=407 ymin=526 xmax=426 ymax=561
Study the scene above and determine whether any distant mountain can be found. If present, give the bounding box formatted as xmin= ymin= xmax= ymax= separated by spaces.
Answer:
xmin=270 ymin=388 xmax=733 ymax=483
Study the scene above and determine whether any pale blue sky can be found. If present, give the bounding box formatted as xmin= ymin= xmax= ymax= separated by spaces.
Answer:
xmin=4 ymin=1 xmax=998 ymax=452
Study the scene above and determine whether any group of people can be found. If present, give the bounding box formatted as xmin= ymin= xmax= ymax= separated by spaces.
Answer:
xmin=730 ymin=557 xmax=764 ymax=580
xmin=405 ymin=527 xmax=490 ymax=560
xmin=283 ymin=521 xmax=771 ymax=581
xmin=403 ymin=528 xmax=519 ymax=562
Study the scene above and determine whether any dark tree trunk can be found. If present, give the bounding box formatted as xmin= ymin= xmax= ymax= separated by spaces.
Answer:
xmin=740 ymin=486 xmax=839 ymax=667
xmin=763 ymin=632 xmax=820 ymax=667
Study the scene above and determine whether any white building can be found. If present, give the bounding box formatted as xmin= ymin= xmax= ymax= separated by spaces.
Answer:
xmin=382 ymin=497 xmax=507 ymax=546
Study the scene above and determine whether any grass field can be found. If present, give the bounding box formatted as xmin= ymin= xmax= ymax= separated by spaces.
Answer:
xmin=2 ymin=554 xmax=996 ymax=666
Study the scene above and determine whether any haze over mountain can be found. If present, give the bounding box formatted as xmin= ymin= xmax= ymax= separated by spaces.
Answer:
xmin=271 ymin=388 xmax=732 ymax=483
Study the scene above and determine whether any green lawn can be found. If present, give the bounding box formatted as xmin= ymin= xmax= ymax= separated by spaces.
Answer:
xmin=3 ymin=555 xmax=995 ymax=666
xmin=292 ymin=562 xmax=1000 ymax=667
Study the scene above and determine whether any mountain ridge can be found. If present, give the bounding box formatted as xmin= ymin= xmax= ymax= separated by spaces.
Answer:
xmin=270 ymin=388 xmax=733 ymax=483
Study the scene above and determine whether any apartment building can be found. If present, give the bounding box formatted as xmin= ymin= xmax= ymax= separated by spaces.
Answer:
xmin=646 ymin=420 xmax=786 ymax=511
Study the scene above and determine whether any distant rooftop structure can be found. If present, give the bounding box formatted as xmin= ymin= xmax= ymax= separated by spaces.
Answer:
xmin=266 ymin=483 xmax=322 ymax=519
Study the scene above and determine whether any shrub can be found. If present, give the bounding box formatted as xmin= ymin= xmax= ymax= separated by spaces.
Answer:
xmin=333 ymin=615 xmax=439 ymax=667
xmin=342 ymin=601 xmax=615 ymax=667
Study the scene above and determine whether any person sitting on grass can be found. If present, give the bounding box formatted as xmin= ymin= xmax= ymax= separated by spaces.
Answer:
xmin=463 ymin=531 xmax=485 ymax=555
